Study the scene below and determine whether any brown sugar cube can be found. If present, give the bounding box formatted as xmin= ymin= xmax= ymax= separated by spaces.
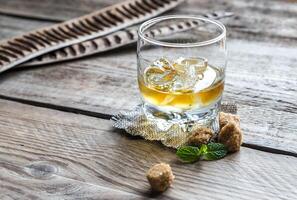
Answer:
xmin=218 ymin=121 xmax=243 ymax=152
xmin=187 ymin=127 xmax=214 ymax=146
xmin=219 ymin=112 xmax=240 ymax=129
xmin=146 ymin=163 xmax=174 ymax=192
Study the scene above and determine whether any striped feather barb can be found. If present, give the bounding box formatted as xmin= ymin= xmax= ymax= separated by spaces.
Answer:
xmin=0 ymin=0 xmax=184 ymax=73
xmin=22 ymin=12 xmax=233 ymax=67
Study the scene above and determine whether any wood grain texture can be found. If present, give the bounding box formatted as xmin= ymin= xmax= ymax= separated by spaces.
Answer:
xmin=0 ymin=15 xmax=54 ymax=40
xmin=0 ymin=36 xmax=296 ymax=154
xmin=0 ymin=99 xmax=297 ymax=199
xmin=0 ymin=1 xmax=296 ymax=152
xmin=1 ymin=0 xmax=297 ymax=199
xmin=0 ymin=0 xmax=296 ymax=42
xmin=0 ymin=0 xmax=116 ymax=22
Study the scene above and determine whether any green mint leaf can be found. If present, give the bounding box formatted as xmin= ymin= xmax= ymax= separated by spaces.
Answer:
xmin=199 ymin=144 xmax=208 ymax=154
xmin=176 ymin=146 xmax=200 ymax=163
xmin=201 ymin=143 xmax=227 ymax=161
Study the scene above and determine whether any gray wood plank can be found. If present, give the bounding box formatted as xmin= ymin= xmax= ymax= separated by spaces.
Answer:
xmin=0 ymin=36 xmax=296 ymax=154
xmin=0 ymin=15 xmax=54 ymax=41
xmin=0 ymin=0 xmax=114 ymax=21
xmin=0 ymin=0 xmax=296 ymax=154
xmin=0 ymin=174 xmax=141 ymax=200
xmin=0 ymin=0 xmax=296 ymax=41
xmin=0 ymin=99 xmax=297 ymax=200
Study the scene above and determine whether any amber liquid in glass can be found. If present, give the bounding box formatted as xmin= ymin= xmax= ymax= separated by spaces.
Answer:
xmin=139 ymin=58 xmax=224 ymax=112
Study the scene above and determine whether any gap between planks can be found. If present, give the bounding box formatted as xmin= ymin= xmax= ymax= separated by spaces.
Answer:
xmin=0 ymin=93 xmax=296 ymax=159
xmin=0 ymin=97 xmax=297 ymax=199
xmin=0 ymin=12 xmax=62 ymax=23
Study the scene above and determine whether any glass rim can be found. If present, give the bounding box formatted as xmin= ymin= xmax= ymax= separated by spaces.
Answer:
xmin=138 ymin=15 xmax=226 ymax=48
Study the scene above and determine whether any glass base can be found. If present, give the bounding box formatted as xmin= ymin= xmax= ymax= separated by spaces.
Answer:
xmin=142 ymin=100 xmax=221 ymax=134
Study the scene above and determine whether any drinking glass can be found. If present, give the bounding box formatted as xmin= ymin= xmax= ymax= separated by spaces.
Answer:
xmin=137 ymin=15 xmax=227 ymax=133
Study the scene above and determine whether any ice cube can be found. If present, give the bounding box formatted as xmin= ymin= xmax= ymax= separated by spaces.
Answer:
xmin=172 ymin=57 xmax=186 ymax=74
xmin=143 ymin=57 xmax=179 ymax=91
xmin=144 ymin=65 xmax=177 ymax=92
xmin=171 ymin=57 xmax=208 ymax=91
xmin=144 ymin=57 xmax=209 ymax=93
xmin=194 ymin=66 xmax=217 ymax=91
xmin=152 ymin=57 xmax=174 ymax=71
xmin=179 ymin=57 xmax=208 ymax=76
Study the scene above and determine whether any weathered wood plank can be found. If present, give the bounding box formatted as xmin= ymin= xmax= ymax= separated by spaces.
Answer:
xmin=0 ymin=172 xmax=141 ymax=200
xmin=0 ymin=99 xmax=297 ymax=199
xmin=0 ymin=0 xmax=296 ymax=41
xmin=0 ymin=0 xmax=115 ymax=21
xmin=0 ymin=0 xmax=296 ymax=154
xmin=0 ymin=15 xmax=54 ymax=41
xmin=0 ymin=35 xmax=296 ymax=154
xmin=1 ymin=37 xmax=296 ymax=114
xmin=183 ymin=0 xmax=297 ymax=41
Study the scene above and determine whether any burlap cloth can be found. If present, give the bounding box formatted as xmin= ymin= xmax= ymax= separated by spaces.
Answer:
xmin=111 ymin=102 xmax=237 ymax=148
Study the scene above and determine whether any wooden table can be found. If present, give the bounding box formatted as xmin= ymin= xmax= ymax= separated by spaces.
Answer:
xmin=0 ymin=0 xmax=296 ymax=199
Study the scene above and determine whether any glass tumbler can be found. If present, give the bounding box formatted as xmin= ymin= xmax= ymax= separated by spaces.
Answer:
xmin=137 ymin=15 xmax=227 ymax=133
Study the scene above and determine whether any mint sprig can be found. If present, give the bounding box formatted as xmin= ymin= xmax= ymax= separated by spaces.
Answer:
xmin=176 ymin=143 xmax=227 ymax=163
xmin=201 ymin=143 xmax=227 ymax=161
xmin=176 ymin=146 xmax=200 ymax=163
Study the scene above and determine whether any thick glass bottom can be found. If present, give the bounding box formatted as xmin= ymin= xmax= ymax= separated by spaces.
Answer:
xmin=142 ymin=99 xmax=221 ymax=133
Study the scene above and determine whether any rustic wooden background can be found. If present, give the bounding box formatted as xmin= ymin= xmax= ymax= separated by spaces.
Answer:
xmin=0 ymin=0 xmax=296 ymax=199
